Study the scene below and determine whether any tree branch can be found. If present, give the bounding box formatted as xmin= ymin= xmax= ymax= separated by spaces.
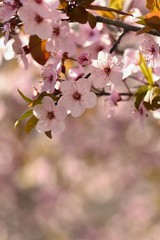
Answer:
xmin=109 ymin=30 xmax=128 ymax=54
xmin=96 ymin=16 xmax=160 ymax=37
xmin=95 ymin=91 xmax=133 ymax=97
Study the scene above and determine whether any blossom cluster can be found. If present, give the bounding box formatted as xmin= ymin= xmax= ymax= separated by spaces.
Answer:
xmin=1 ymin=0 xmax=160 ymax=138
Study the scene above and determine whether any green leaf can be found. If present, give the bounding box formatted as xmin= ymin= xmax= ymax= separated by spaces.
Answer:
xmin=87 ymin=12 xmax=97 ymax=28
xmin=134 ymin=85 xmax=149 ymax=110
xmin=138 ymin=52 xmax=154 ymax=85
xmin=14 ymin=110 xmax=33 ymax=128
xmin=29 ymin=35 xmax=50 ymax=65
xmin=32 ymin=92 xmax=58 ymax=107
xmin=18 ymin=89 xmax=32 ymax=104
xmin=25 ymin=115 xmax=38 ymax=133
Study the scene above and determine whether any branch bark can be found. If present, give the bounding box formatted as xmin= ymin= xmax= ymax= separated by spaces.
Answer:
xmin=96 ymin=16 xmax=160 ymax=37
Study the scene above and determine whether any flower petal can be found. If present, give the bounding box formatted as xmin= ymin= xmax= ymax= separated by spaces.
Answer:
xmin=42 ymin=96 xmax=55 ymax=112
xmin=77 ymin=78 xmax=91 ymax=94
xmin=33 ymin=104 xmax=45 ymax=119
xmin=82 ymin=92 xmax=97 ymax=108
xmin=36 ymin=120 xmax=51 ymax=132
xmin=71 ymin=102 xmax=85 ymax=117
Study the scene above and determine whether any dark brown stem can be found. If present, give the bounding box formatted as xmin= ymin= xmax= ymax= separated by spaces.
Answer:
xmin=109 ymin=30 xmax=128 ymax=54
xmin=96 ymin=16 xmax=160 ymax=37
xmin=95 ymin=91 xmax=133 ymax=97
xmin=86 ymin=5 xmax=132 ymax=16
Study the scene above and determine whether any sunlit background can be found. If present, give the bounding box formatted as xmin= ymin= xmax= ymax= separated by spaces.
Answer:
xmin=1 ymin=1 xmax=160 ymax=239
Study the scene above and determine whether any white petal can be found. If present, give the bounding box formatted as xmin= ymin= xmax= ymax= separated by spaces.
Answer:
xmin=33 ymin=104 xmax=45 ymax=119
xmin=98 ymin=50 xmax=109 ymax=68
xmin=36 ymin=120 xmax=51 ymax=133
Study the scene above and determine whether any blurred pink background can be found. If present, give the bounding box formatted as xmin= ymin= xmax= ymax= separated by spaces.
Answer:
xmin=1 ymin=40 xmax=160 ymax=240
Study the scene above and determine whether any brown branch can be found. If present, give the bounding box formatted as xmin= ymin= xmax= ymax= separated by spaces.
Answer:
xmin=95 ymin=91 xmax=133 ymax=97
xmin=109 ymin=30 xmax=128 ymax=54
xmin=86 ymin=5 xmax=132 ymax=16
xmin=96 ymin=16 xmax=160 ymax=37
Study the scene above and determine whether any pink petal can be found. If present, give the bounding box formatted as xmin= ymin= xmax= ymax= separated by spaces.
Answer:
xmin=77 ymin=78 xmax=91 ymax=94
xmin=60 ymin=81 xmax=76 ymax=95
xmin=55 ymin=103 xmax=67 ymax=120
xmin=42 ymin=96 xmax=55 ymax=112
xmin=36 ymin=120 xmax=51 ymax=132
xmin=82 ymin=92 xmax=97 ymax=108
xmin=71 ymin=102 xmax=85 ymax=117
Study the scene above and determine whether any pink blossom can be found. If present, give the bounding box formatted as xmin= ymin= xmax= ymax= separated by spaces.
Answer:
xmin=88 ymin=50 xmax=123 ymax=88
xmin=0 ymin=2 xmax=17 ymax=22
xmin=12 ymin=35 xmax=28 ymax=70
xmin=41 ymin=63 xmax=57 ymax=93
xmin=19 ymin=5 xmax=53 ymax=39
xmin=59 ymin=78 xmax=97 ymax=117
xmin=140 ymin=35 xmax=159 ymax=67
xmin=122 ymin=49 xmax=140 ymax=78
xmin=33 ymin=96 xmax=67 ymax=136
xmin=104 ymin=91 xmax=121 ymax=118
xmin=77 ymin=52 xmax=92 ymax=67
xmin=46 ymin=20 xmax=71 ymax=52
xmin=21 ymin=0 xmax=55 ymax=18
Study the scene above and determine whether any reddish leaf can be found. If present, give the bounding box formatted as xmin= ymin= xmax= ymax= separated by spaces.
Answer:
xmin=29 ymin=35 xmax=50 ymax=65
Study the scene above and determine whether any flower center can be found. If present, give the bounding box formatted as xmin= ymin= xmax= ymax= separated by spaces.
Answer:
xmin=47 ymin=111 xmax=55 ymax=119
xmin=48 ymin=75 xmax=53 ymax=82
xmin=35 ymin=0 xmax=42 ymax=4
xmin=104 ymin=67 xmax=111 ymax=76
xmin=53 ymin=27 xmax=60 ymax=36
xmin=151 ymin=46 xmax=156 ymax=54
xmin=35 ymin=14 xmax=43 ymax=24
xmin=72 ymin=91 xmax=81 ymax=101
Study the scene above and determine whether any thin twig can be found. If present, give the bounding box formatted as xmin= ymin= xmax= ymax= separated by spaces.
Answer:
xmin=109 ymin=30 xmax=128 ymax=54
xmin=95 ymin=91 xmax=133 ymax=97
xmin=96 ymin=16 xmax=160 ymax=37
xmin=86 ymin=5 xmax=132 ymax=16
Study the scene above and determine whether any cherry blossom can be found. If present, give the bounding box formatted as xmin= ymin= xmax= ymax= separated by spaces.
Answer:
xmin=88 ymin=50 xmax=123 ymax=88
xmin=41 ymin=63 xmax=57 ymax=93
xmin=77 ymin=52 xmax=92 ymax=67
xmin=19 ymin=5 xmax=53 ymax=39
xmin=122 ymin=49 xmax=140 ymax=79
xmin=140 ymin=35 xmax=159 ymax=67
xmin=46 ymin=20 xmax=71 ymax=52
xmin=59 ymin=78 xmax=97 ymax=117
xmin=33 ymin=96 xmax=67 ymax=136
xmin=104 ymin=91 xmax=122 ymax=118
xmin=12 ymin=35 xmax=28 ymax=69
xmin=0 ymin=1 xmax=18 ymax=22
